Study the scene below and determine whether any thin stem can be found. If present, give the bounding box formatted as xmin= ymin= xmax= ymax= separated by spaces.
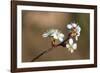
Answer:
xmin=31 ymin=47 xmax=54 ymax=62
xmin=31 ymin=37 xmax=69 ymax=62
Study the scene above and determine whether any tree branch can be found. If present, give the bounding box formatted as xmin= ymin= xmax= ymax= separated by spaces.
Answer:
xmin=31 ymin=37 xmax=69 ymax=62
xmin=31 ymin=47 xmax=54 ymax=62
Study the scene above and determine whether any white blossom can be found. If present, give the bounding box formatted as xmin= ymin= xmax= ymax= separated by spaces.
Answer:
xmin=75 ymin=25 xmax=81 ymax=41
xmin=67 ymin=24 xmax=72 ymax=29
xmin=42 ymin=29 xmax=64 ymax=42
xmin=67 ymin=23 xmax=81 ymax=41
xmin=66 ymin=38 xmax=77 ymax=53
xmin=72 ymin=23 xmax=77 ymax=27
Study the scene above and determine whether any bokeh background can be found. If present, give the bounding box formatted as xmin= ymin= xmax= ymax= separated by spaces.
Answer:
xmin=22 ymin=10 xmax=90 ymax=62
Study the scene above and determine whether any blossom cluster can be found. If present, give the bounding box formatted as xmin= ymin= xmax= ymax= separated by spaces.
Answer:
xmin=66 ymin=23 xmax=81 ymax=53
xmin=42 ymin=23 xmax=81 ymax=53
xmin=42 ymin=29 xmax=64 ymax=42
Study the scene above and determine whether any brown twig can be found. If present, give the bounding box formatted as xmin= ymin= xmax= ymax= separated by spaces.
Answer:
xmin=31 ymin=47 xmax=54 ymax=62
xmin=31 ymin=37 xmax=69 ymax=62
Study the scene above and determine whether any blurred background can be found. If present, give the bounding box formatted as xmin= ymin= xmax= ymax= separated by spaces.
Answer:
xmin=22 ymin=10 xmax=90 ymax=62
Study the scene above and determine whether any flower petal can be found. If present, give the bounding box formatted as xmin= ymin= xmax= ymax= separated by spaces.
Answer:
xmin=42 ymin=33 xmax=49 ymax=37
xmin=66 ymin=44 xmax=70 ymax=48
xmin=59 ymin=33 xmax=64 ymax=38
xmin=72 ymin=23 xmax=77 ymax=27
xmin=70 ymin=49 xmax=74 ymax=53
xmin=77 ymin=32 xmax=80 ymax=36
xmin=69 ymin=38 xmax=73 ymax=45
xmin=75 ymin=36 xmax=78 ymax=41
xmin=77 ymin=25 xmax=81 ymax=32
xmin=52 ymin=33 xmax=58 ymax=39
xmin=59 ymin=37 xmax=64 ymax=42
xmin=72 ymin=43 xmax=77 ymax=50
xmin=49 ymin=29 xmax=58 ymax=35
xmin=67 ymin=24 xmax=72 ymax=29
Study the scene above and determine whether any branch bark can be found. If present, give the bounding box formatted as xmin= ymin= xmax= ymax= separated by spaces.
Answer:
xmin=31 ymin=47 xmax=54 ymax=62
xmin=31 ymin=37 xmax=69 ymax=62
